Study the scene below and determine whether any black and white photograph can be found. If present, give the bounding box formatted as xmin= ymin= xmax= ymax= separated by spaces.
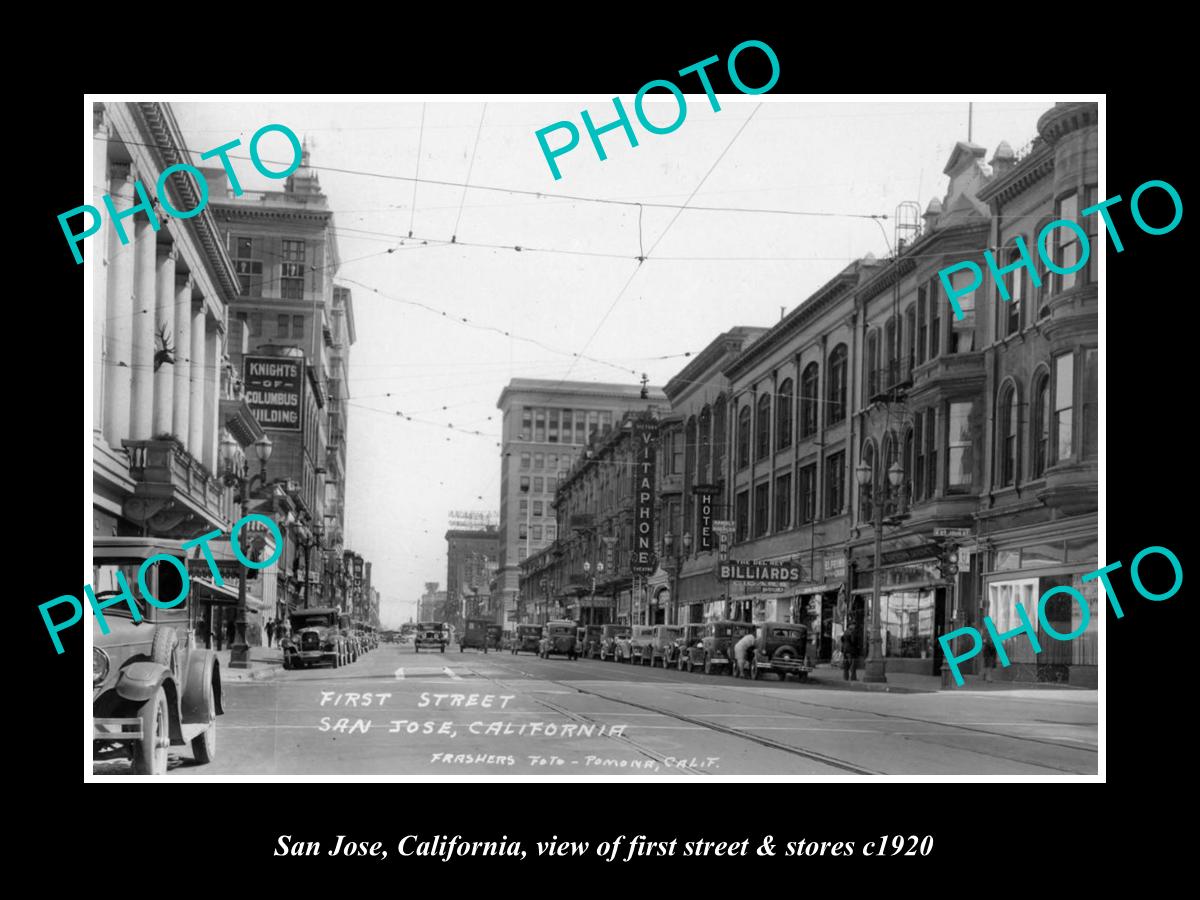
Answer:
xmin=78 ymin=93 xmax=1109 ymax=781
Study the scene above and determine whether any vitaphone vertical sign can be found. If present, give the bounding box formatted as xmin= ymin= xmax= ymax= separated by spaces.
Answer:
xmin=631 ymin=418 xmax=657 ymax=575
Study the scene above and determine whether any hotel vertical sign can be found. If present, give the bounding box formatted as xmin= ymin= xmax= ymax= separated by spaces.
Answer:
xmin=631 ymin=416 xmax=657 ymax=576
xmin=693 ymin=484 xmax=718 ymax=552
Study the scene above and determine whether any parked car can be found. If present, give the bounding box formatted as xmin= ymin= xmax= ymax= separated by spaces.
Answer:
xmin=460 ymin=617 xmax=492 ymax=653
xmin=749 ymin=622 xmax=814 ymax=681
xmin=92 ymin=538 xmax=223 ymax=774
xmin=579 ymin=624 xmax=604 ymax=659
xmin=649 ymin=625 xmax=684 ymax=667
xmin=685 ymin=621 xmax=756 ymax=674
xmin=486 ymin=623 xmax=504 ymax=650
xmin=414 ymin=621 xmax=447 ymax=653
xmin=600 ymin=625 xmax=630 ymax=661
xmin=513 ymin=624 xmax=542 ymax=655
xmin=668 ymin=624 xmax=705 ymax=670
xmin=283 ymin=608 xmax=348 ymax=669
xmin=627 ymin=625 xmax=657 ymax=665
xmin=539 ymin=620 xmax=578 ymax=659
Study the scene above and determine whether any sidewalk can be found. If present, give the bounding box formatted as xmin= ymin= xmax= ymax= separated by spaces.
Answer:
xmin=808 ymin=663 xmax=1096 ymax=694
xmin=213 ymin=645 xmax=284 ymax=682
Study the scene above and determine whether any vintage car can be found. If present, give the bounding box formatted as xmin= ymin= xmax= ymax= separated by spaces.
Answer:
xmin=599 ymin=624 xmax=630 ymax=661
xmin=92 ymin=538 xmax=223 ymax=775
xmin=667 ymin=624 xmax=705 ymax=670
xmin=512 ymin=624 xmax=542 ymax=654
xmin=680 ymin=621 xmax=755 ymax=674
xmin=414 ymin=621 xmax=447 ymax=653
xmin=486 ymin=623 xmax=504 ymax=650
xmin=749 ymin=622 xmax=815 ymax=681
xmin=626 ymin=625 xmax=657 ymax=665
xmin=283 ymin=607 xmax=348 ymax=669
xmin=459 ymin=617 xmax=492 ymax=653
xmin=539 ymin=620 xmax=578 ymax=659
xmin=648 ymin=625 xmax=684 ymax=667
xmin=579 ymin=624 xmax=604 ymax=659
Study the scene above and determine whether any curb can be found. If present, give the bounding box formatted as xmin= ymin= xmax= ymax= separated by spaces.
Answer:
xmin=222 ymin=665 xmax=280 ymax=683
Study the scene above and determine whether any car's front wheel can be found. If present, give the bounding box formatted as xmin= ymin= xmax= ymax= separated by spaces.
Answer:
xmin=191 ymin=722 xmax=216 ymax=765
xmin=133 ymin=687 xmax=170 ymax=776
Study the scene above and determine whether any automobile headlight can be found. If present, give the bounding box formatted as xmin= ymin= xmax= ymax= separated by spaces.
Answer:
xmin=93 ymin=648 xmax=110 ymax=686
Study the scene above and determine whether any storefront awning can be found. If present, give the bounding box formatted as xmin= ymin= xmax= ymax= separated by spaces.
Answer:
xmin=191 ymin=576 xmax=243 ymax=606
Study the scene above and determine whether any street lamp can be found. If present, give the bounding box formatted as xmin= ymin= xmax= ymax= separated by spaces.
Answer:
xmin=855 ymin=458 xmax=903 ymax=683
xmin=219 ymin=433 xmax=273 ymax=669
xmin=663 ymin=531 xmax=691 ymax=626
xmin=582 ymin=559 xmax=604 ymax=625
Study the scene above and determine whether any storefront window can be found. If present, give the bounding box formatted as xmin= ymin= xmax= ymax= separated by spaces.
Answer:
xmin=881 ymin=590 xmax=934 ymax=659
xmin=985 ymin=579 xmax=1039 ymax=664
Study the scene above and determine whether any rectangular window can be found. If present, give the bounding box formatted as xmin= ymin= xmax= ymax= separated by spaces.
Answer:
xmin=521 ymin=407 xmax=532 ymax=439
xmin=548 ymin=409 xmax=559 ymax=443
xmin=798 ymin=464 xmax=816 ymax=524
xmin=519 ymin=475 xmax=530 ymax=492
xmin=534 ymin=409 xmax=546 ymax=442
xmin=587 ymin=411 xmax=598 ymax=438
xmin=824 ymin=452 xmax=845 ymax=518
xmin=1056 ymin=193 xmax=1080 ymax=293
xmin=1055 ymin=352 xmax=1075 ymax=462
xmin=913 ymin=412 xmax=925 ymax=501
xmin=533 ymin=501 xmax=543 ymax=517
xmin=1084 ymin=186 xmax=1098 ymax=284
xmin=928 ymin=279 xmax=940 ymax=360
xmin=518 ymin=547 xmax=527 ymax=561
xmin=735 ymin=490 xmax=750 ymax=542
xmin=917 ymin=287 xmax=928 ymax=365
xmin=292 ymin=315 xmax=304 ymax=339
xmin=947 ymin=401 xmax=976 ymax=491
xmin=249 ymin=311 xmax=262 ymax=338
xmin=1082 ymin=348 xmax=1098 ymax=460
xmin=520 ymin=453 xmax=531 ymax=470
xmin=519 ymin=498 xmax=528 ymax=515
xmin=671 ymin=431 xmax=684 ymax=475
xmin=561 ymin=410 xmax=572 ymax=443
xmin=1006 ymin=247 xmax=1023 ymax=337
xmin=754 ymin=482 xmax=770 ymax=537
xmin=600 ymin=411 xmax=612 ymax=432
xmin=574 ymin=411 xmax=586 ymax=444
xmin=277 ymin=313 xmax=290 ymax=337
xmin=774 ymin=473 xmax=791 ymax=532
xmin=985 ymin=579 xmax=1041 ymax=664
xmin=546 ymin=524 xmax=556 ymax=541
xmin=281 ymin=239 xmax=305 ymax=300
xmin=948 ymin=270 xmax=976 ymax=354
xmin=519 ymin=523 xmax=528 ymax=540
xmin=533 ymin=477 xmax=544 ymax=493
xmin=924 ymin=409 xmax=938 ymax=499
xmin=547 ymin=475 xmax=557 ymax=493
xmin=533 ymin=453 xmax=544 ymax=470
xmin=234 ymin=236 xmax=263 ymax=297
xmin=532 ymin=525 xmax=542 ymax=541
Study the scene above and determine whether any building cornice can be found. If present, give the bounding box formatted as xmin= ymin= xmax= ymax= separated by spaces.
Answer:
xmin=977 ymin=143 xmax=1055 ymax=207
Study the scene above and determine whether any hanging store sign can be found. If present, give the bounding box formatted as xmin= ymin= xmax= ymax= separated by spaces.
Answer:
xmin=630 ymin=417 xmax=657 ymax=575
xmin=243 ymin=355 xmax=303 ymax=432
xmin=694 ymin=484 xmax=718 ymax=551
xmin=718 ymin=561 xmax=804 ymax=583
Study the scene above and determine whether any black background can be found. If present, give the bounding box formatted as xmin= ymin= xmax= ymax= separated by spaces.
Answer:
xmin=19 ymin=23 xmax=1180 ymax=881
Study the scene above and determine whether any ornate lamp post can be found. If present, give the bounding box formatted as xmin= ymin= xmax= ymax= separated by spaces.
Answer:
xmin=582 ymin=559 xmax=604 ymax=625
xmin=855 ymin=458 xmax=904 ymax=684
xmin=219 ymin=433 xmax=273 ymax=669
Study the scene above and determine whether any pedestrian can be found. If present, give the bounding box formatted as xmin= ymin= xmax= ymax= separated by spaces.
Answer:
xmin=266 ymin=619 xmax=275 ymax=647
xmin=840 ymin=622 xmax=859 ymax=682
xmin=226 ymin=618 xmax=236 ymax=649
xmin=733 ymin=630 xmax=757 ymax=679
xmin=214 ymin=616 xmax=224 ymax=651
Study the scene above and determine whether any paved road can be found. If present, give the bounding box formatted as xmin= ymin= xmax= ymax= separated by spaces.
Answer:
xmin=94 ymin=644 xmax=1098 ymax=777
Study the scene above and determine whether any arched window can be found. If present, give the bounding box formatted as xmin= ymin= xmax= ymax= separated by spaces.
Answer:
xmin=755 ymin=393 xmax=771 ymax=460
xmin=1001 ymin=239 xmax=1027 ymax=337
xmin=998 ymin=381 xmax=1019 ymax=487
xmin=776 ymin=379 xmax=793 ymax=451
xmin=685 ymin=415 xmax=697 ymax=535
xmin=1031 ymin=370 xmax=1050 ymax=478
xmin=698 ymin=405 xmax=712 ymax=483
xmin=859 ymin=440 xmax=876 ymax=522
xmin=865 ymin=331 xmax=879 ymax=399
xmin=902 ymin=427 xmax=915 ymax=510
xmin=713 ymin=394 xmax=727 ymax=477
xmin=737 ymin=404 xmax=751 ymax=469
xmin=904 ymin=305 xmax=916 ymax=377
xmin=826 ymin=344 xmax=848 ymax=425
xmin=885 ymin=317 xmax=898 ymax=388
xmin=800 ymin=363 xmax=819 ymax=437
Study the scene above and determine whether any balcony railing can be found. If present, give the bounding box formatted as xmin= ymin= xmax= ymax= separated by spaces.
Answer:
xmin=868 ymin=358 xmax=914 ymax=402
xmin=123 ymin=437 xmax=230 ymax=524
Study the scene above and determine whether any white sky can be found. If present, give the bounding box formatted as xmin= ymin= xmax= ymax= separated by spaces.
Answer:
xmin=172 ymin=98 xmax=1056 ymax=627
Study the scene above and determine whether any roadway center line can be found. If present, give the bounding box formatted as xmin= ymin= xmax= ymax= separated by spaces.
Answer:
xmin=443 ymin=667 xmax=463 ymax=681
xmin=394 ymin=667 xmax=405 ymax=680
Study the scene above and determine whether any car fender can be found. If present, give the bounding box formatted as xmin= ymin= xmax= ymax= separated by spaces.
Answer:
xmin=181 ymin=648 xmax=223 ymax=724
xmin=116 ymin=662 xmax=184 ymax=744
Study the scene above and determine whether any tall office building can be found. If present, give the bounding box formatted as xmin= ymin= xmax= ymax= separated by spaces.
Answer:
xmin=492 ymin=379 xmax=666 ymax=624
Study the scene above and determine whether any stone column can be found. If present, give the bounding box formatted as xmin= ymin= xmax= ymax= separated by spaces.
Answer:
xmin=203 ymin=324 xmax=220 ymax=471
xmin=189 ymin=303 xmax=206 ymax=456
xmin=92 ymin=112 xmax=109 ymax=435
xmin=172 ymin=276 xmax=192 ymax=446
xmin=153 ymin=245 xmax=177 ymax=437
xmin=103 ymin=172 xmax=134 ymax=448
xmin=130 ymin=218 xmax=157 ymax=439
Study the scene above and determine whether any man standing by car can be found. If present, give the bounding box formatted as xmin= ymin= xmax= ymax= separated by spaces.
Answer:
xmin=733 ymin=630 xmax=757 ymax=679
xmin=266 ymin=619 xmax=275 ymax=647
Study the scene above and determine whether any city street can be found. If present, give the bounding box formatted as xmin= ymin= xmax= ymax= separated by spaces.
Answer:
xmin=95 ymin=644 xmax=1097 ymax=777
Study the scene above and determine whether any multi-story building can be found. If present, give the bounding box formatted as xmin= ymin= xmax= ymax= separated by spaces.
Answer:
xmin=91 ymin=101 xmax=284 ymax=646
xmin=656 ymin=328 xmax=767 ymax=625
xmin=418 ymin=583 xmax=442 ymax=622
xmin=970 ymin=102 xmax=1098 ymax=686
xmin=445 ymin=526 xmax=499 ymax=628
xmin=204 ymin=145 xmax=351 ymax=619
xmin=493 ymin=379 xmax=667 ymax=623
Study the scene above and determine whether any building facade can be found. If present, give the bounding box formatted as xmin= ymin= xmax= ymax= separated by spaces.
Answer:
xmin=446 ymin=526 xmax=500 ymax=629
xmin=493 ymin=379 xmax=666 ymax=624
xmin=91 ymin=101 xmax=281 ymax=647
